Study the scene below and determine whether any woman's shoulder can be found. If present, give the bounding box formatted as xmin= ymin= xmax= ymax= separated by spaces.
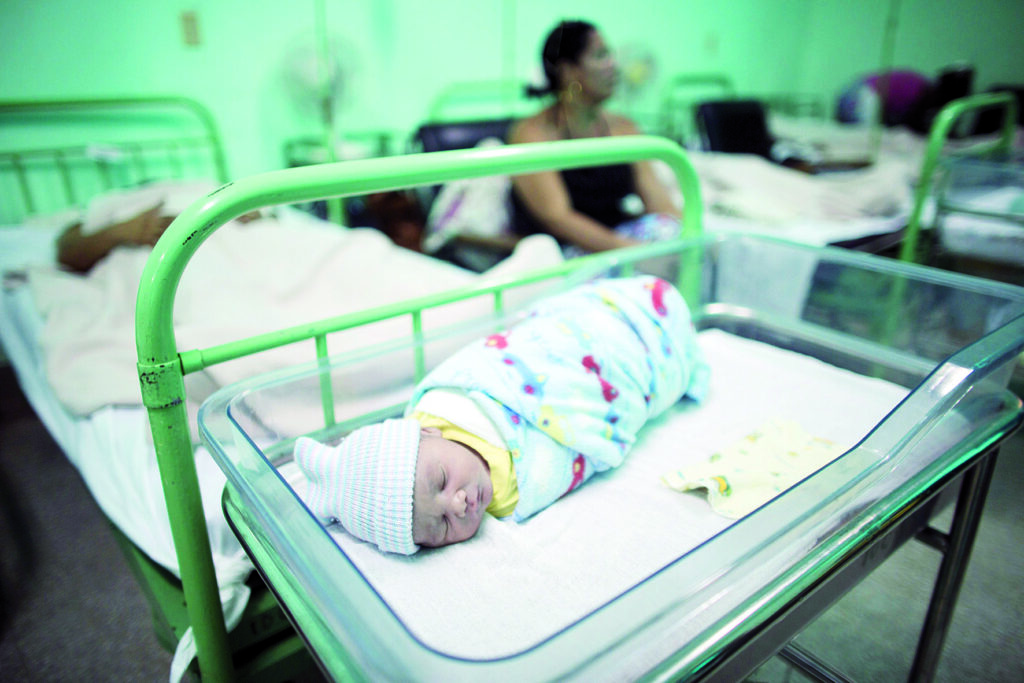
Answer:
xmin=605 ymin=111 xmax=642 ymax=136
xmin=508 ymin=108 xmax=560 ymax=144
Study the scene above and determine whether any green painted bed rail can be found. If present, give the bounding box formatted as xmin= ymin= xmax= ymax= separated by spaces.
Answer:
xmin=135 ymin=134 xmax=702 ymax=681
xmin=898 ymin=92 xmax=1018 ymax=264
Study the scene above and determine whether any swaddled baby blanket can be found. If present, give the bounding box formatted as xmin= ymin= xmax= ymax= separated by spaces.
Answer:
xmin=408 ymin=275 xmax=710 ymax=521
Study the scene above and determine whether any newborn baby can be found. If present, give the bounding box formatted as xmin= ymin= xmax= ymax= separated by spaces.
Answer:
xmin=294 ymin=275 xmax=710 ymax=554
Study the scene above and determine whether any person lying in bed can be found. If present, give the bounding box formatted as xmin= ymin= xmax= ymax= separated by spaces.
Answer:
xmin=294 ymin=275 xmax=710 ymax=554
xmin=56 ymin=179 xmax=261 ymax=272
xmin=508 ymin=20 xmax=681 ymax=256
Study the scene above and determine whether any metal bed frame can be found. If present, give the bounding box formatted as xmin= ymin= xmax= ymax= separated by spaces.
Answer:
xmin=135 ymin=135 xmax=1023 ymax=681
xmin=0 ymin=97 xmax=228 ymax=224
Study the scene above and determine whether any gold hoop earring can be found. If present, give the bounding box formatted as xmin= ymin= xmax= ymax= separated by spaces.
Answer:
xmin=565 ymin=81 xmax=582 ymax=103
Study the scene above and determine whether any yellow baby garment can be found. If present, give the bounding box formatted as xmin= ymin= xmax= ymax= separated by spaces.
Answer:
xmin=661 ymin=419 xmax=845 ymax=518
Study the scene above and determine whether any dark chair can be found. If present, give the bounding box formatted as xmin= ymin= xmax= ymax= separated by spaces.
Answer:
xmin=411 ymin=118 xmax=515 ymax=154
xmin=695 ymin=99 xmax=775 ymax=160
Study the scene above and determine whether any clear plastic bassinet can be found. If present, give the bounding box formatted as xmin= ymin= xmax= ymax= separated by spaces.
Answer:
xmin=198 ymin=233 xmax=1024 ymax=682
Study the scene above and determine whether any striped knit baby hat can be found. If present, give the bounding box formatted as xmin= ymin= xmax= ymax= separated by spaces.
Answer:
xmin=294 ymin=418 xmax=422 ymax=555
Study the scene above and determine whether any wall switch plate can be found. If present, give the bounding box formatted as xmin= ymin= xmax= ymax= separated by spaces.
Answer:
xmin=181 ymin=11 xmax=200 ymax=46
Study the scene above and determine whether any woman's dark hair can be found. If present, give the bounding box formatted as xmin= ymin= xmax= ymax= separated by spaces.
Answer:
xmin=525 ymin=20 xmax=597 ymax=98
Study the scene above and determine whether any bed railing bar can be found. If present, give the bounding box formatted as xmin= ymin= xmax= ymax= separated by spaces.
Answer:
xmin=931 ymin=203 xmax=1024 ymax=225
xmin=492 ymin=289 xmax=505 ymax=321
xmin=314 ymin=334 xmax=335 ymax=429
xmin=411 ymin=310 xmax=426 ymax=382
xmin=128 ymin=142 xmax=146 ymax=185
xmin=2 ymin=137 xmax=220 ymax=222
xmin=1 ymin=136 xmax=214 ymax=160
xmin=0 ymin=96 xmax=228 ymax=175
xmin=136 ymin=356 xmax=234 ymax=683
xmin=54 ymin=149 xmax=75 ymax=207
xmin=143 ymin=135 xmax=703 ymax=363
xmin=10 ymin=154 xmax=35 ymax=215
xmin=167 ymin=141 xmax=184 ymax=178
xmin=2 ymin=138 xmax=220 ymax=224
xmin=97 ymin=159 xmax=113 ymax=191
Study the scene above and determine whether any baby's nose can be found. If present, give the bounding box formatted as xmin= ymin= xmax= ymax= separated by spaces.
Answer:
xmin=450 ymin=489 xmax=467 ymax=518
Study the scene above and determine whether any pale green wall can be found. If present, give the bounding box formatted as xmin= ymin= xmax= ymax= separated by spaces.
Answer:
xmin=2 ymin=0 xmax=1020 ymax=179
xmin=798 ymin=0 xmax=1024 ymax=103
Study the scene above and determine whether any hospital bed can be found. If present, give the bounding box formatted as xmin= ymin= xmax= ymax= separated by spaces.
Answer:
xmin=0 ymin=96 xmax=565 ymax=680
xmin=898 ymin=92 xmax=1022 ymax=282
xmin=134 ymin=134 xmax=1024 ymax=680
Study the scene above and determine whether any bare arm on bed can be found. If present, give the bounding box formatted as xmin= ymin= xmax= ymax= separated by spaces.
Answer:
xmin=508 ymin=117 xmax=637 ymax=253
xmin=57 ymin=203 xmax=172 ymax=273
xmin=57 ymin=204 xmax=262 ymax=272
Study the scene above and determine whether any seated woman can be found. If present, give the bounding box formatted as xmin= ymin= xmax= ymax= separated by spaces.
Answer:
xmin=508 ymin=20 xmax=680 ymax=255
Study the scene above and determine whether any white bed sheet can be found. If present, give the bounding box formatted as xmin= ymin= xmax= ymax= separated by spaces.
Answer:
xmin=685 ymin=151 xmax=913 ymax=242
xmin=281 ymin=329 xmax=911 ymax=662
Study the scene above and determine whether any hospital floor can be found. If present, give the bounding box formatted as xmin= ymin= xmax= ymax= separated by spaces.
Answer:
xmin=1 ymin=366 xmax=1022 ymax=682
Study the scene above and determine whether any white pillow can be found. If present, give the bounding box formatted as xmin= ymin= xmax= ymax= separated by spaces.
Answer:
xmin=422 ymin=138 xmax=512 ymax=253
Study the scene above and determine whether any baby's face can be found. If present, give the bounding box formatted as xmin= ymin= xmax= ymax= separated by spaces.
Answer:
xmin=412 ymin=428 xmax=493 ymax=548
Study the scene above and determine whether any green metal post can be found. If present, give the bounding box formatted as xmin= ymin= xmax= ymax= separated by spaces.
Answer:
xmin=137 ymin=357 xmax=235 ymax=682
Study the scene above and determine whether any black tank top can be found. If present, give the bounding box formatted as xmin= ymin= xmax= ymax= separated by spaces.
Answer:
xmin=510 ymin=163 xmax=638 ymax=246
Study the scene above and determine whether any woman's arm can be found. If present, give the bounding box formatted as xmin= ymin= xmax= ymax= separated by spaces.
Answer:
xmin=632 ymin=159 xmax=681 ymax=217
xmin=610 ymin=115 xmax=681 ymax=218
xmin=508 ymin=116 xmax=638 ymax=252
xmin=57 ymin=203 xmax=171 ymax=272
